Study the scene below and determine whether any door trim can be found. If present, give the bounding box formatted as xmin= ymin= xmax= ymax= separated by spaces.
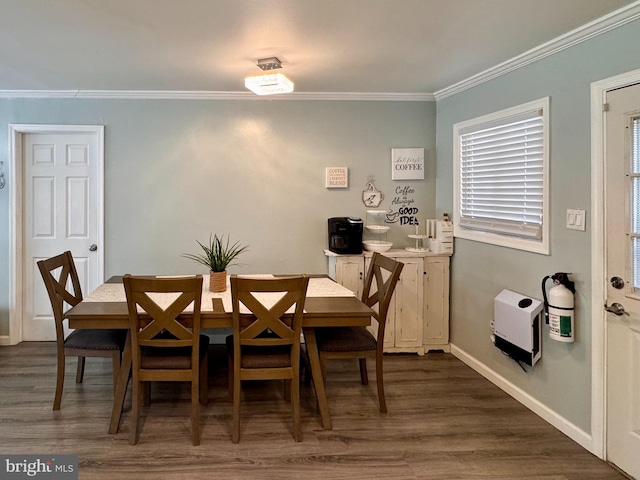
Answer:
xmin=590 ymin=68 xmax=640 ymax=459
xmin=7 ymin=125 xmax=104 ymax=345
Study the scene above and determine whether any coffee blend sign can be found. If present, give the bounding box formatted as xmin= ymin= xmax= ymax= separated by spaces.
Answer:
xmin=391 ymin=148 xmax=424 ymax=180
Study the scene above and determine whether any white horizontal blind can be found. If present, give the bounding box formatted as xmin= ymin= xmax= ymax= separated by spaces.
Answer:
xmin=459 ymin=110 xmax=544 ymax=239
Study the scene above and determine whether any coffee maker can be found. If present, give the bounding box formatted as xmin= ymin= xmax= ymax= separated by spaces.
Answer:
xmin=328 ymin=217 xmax=363 ymax=254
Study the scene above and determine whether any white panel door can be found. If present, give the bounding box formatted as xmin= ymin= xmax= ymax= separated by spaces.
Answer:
xmin=605 ymin=83 xmax=640 ymax=479
xmin=23 ymin=132 xmax=101 ymax=341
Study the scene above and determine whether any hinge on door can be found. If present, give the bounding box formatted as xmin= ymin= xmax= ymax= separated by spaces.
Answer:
xmin=603 ymin=103 xmax=610 ymax=112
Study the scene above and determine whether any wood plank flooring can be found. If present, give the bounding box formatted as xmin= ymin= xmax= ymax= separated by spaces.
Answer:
xmin=0 ymin=342 xmax=628 ymax=480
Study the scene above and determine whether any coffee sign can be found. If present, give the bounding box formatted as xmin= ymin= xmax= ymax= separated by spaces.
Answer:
xmin=391 ymin=148 xmax=424 ymax=180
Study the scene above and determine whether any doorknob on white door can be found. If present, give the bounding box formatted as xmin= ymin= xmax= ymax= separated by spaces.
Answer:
xmin=604 ymin=302 xmax=629 ymax=316
xmin=610 ymin=276 xmax=625 ymax=289
xmin=89 ymin=244 xmax=98 ymax=251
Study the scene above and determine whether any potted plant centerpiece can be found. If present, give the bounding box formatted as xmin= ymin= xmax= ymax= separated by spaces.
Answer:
xmin=183 ymin=234 xmax=249 ymax=292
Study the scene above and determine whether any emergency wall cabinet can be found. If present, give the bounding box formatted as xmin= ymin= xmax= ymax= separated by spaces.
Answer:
xmin=325 ymin=249 xmax=451 ymax=355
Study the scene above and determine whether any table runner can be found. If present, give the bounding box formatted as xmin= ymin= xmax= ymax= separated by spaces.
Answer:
xmin=84 ymin=275 xmax=355 ymax=313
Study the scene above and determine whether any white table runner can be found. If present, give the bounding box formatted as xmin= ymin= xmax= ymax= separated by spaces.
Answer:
xmin=84 ymin=275 xmax=355 ymax=313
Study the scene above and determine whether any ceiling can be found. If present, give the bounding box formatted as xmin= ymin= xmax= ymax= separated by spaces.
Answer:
xmin=0 ymin=0 xmax=637 ymax=97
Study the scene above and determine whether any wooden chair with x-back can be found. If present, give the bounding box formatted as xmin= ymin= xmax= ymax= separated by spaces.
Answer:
xmin=313 ymin=252 xmax=403 ymax=413
xmin=123 ymin=274 xmax=209 ymax=446
xmin=227 ymin=274 xmax=309 ymax=443
xmin=37 ymin=251 xmax=126 ymax=411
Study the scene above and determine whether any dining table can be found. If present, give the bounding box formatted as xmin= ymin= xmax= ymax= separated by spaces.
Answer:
xmin=65 ymin=274 xmax=374 ymax=433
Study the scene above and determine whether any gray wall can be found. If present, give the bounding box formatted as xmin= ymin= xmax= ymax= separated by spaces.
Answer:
xmin=0 ymin=99 xmax=436 ymax=335
xmin=435 ymin=18 xmax=640 ymax=433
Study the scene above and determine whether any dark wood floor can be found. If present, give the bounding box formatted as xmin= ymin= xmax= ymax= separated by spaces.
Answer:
xmin=0 ymin=342 xmax=627 ymax=480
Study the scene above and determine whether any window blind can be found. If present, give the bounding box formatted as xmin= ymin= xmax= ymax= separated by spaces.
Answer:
xmin=459 ymin=111 xmax=544 ymax=239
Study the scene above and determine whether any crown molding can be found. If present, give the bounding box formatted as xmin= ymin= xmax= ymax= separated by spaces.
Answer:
xmin=0 ymin=89 xmax=434 ymax=102
xmin=434 ymin=0 xmax=640 ymax=101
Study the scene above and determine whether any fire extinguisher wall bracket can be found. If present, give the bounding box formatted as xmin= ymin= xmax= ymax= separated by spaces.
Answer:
xmin=542 ymin=272 xmax=575 ymax=343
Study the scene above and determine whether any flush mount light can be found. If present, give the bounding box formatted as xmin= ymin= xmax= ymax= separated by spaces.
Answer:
xmin=244 ymin=57 xmax=294 ymax=96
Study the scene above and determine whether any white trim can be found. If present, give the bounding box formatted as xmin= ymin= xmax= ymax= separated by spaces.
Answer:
xmin=450 ymin=344 xmax=594 ymax=453
xmin=452 ymin=97 xmax=550 ymax=255
xmin=435 ymin=1 xmax=640 ymax=100
xmin=0 ymin=336 xmax=11 ymax=346
xmin=0 ymin=90 xmax=434 ymax=102
xmin=590 ymin=68 xmax=640 ymax=460
xmin=8 ymin=124 xmax=105 ymax=346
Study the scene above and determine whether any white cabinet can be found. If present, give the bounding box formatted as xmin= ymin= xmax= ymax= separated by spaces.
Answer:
xmin=325 ymin=249 xmax=451 ymax=355
xmin=327 ymin=254 xmax=364 ymax=299
xmin=423 ymin=256 xmax=450 ymax=353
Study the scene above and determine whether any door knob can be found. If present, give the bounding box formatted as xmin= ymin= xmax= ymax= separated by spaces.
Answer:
xmin=610 ymin=276 xmax=625 ymax=289
xmin=89 ymin=244 xmax=98 ymax=252
xmin=604 ymin=302 xmax=629 ymax=316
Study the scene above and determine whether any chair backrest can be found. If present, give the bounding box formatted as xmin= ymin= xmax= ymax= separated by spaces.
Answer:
xmin=37 ymin=251 xmax=83 ymax=341
xmin=361 ymin=252 xmax=404 ymax=345
xmin=230 ymin=275 xmax=309 ymax=361
xmin=123 ymin=275 xmax=203 ymax=367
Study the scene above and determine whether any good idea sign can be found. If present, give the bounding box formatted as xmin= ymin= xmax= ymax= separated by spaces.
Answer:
xmin=391 ymin=148 xmax=424 ymax=181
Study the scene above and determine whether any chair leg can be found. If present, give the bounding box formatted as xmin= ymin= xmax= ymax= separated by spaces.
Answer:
xmin=129 ymin=378 xmax=140 ymax=445
xmin=232 ymin=370 xmax=241 ymax=443
xmin=54 ymin=351 xmax=65 ymax=410
xmin=192 ymin=377 xmax=201 ymax=446
xmin=199 ymin=352 xmax=208 ymax=406
xmin=292 ymin=375 xmax=301 ymax=442
xmin=227 ymin=355 xmax=233 ymax=402
xmin=375 ymin=355 xmax=387 ymax=413
xmin=359 ymin=358 xmax=369 ymax=385
xmin=111 ymin=351 xmax=121 ymax=392
xmin=75 ymin=356 xmax=86 ymax=383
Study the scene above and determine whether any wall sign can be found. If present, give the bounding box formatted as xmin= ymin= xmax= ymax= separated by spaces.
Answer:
xmin=391 ymin=148 xmax=424 ymax=180
xmin=362 ymin=176 xmax=384 ymax=207
xmin=325 ymin=167 xmax=348 ymax=188
xmin=385 ymin=185 xmax=419 ymax=226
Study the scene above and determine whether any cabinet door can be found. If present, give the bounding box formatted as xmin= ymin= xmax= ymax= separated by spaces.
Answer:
xmin=392 ymin=257 xmax=424 ymax=348
xmin=336 ymin=256 xmax=364 ymax=298
xmin=423 ymin=257 xmax=450 ymax=346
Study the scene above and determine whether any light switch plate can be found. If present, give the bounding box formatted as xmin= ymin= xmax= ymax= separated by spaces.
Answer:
xmin=566 ymin=209 xmax=586 ymax=231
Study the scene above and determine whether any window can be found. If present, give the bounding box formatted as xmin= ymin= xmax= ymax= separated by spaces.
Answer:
xmin=453 ymin=97 xmax=549 ymax=254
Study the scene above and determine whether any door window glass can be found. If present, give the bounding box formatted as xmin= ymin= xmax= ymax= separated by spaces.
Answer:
xmin=632 ymin=117 xmax=640 ymax=291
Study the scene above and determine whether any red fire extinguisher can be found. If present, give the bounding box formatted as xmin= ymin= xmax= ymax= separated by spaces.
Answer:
xmin=542 ymin=272 xmax=576 ymax=343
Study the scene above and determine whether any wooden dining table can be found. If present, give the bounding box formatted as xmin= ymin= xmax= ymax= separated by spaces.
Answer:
xmin=65 ymin=274 xmax=374 ymax=433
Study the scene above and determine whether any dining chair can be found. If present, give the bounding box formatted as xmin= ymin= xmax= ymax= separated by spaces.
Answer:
xmin=313 ymin=252 xmax=403 ymax=413
xmin=123 ymin=274 xmax=209 ymax=445
xmin=227 ymin=274 xmax=309 ymax=443
xmin=37 ymin=251 xmax=126 ymax=411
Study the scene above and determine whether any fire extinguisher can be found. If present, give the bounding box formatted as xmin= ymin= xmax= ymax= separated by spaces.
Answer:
xmin=542 ymin=272 xmax=576 ymax=343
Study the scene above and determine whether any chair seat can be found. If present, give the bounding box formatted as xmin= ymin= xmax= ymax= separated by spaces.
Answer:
xmin=225 ymin=335 xmax=291 ymax=368
xmin=64 ymin=328 xmax=126 ymax=351
xmin=141 ymin=335 xmax=209 ymax=369
xmin=315 ymin=326 xmax=377 ymax=352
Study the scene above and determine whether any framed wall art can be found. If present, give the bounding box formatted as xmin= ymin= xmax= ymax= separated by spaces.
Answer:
xmin=391 ymin=148 xmax=424 ymax=180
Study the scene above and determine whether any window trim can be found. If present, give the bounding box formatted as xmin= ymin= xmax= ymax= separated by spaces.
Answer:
xmin=453 ymin=97 xmax=550 ymax=255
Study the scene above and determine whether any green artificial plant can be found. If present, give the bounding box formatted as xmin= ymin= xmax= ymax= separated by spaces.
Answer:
xmin=182 ymin=234 xmax=249 ymax=272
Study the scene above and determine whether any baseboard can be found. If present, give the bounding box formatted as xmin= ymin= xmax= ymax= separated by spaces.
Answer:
xmin=0 ymin=335 xmax=12 ymax=346
xmin=450 ymin=343 xmax=595 ymax=455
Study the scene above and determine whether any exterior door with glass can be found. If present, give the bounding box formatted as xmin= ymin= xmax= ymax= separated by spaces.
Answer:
xmin=605 ymin=82 xmax=640 ymax=480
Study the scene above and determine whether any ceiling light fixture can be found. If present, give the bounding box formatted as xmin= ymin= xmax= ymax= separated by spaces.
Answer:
xmin=244 ymin=57 xmax=294 ymax=96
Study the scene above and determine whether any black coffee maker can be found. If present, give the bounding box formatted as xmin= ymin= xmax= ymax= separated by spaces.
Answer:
xmin=328 ymin=217 xmax=363 ymax=254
